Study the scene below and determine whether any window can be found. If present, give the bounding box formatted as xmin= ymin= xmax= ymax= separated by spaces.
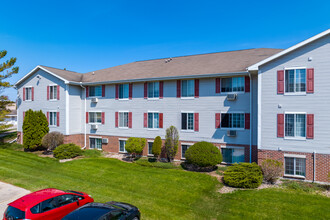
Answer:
xmin=89 ymin=112 xmax=102 ymax=124
xmin=148 ymin=82 xmax=159 ymax=98
xmin=25 ymin=87 xmax=32 ymax=101
xmin=119 ymin=140 xmax=127 ymax=153
xmin=40 ymin=197 xmax=60 ymax=212
xmin=285 ymin=69 xmax=306 ymax=93
xmin=181 ymin=113 xmax=194 ymax=131
xmin=57 ymin=194 xmax=79 ymax=207
xmin=221 ymin=113 xmax=244 ymax=129
xmin=181 ymin=144 xmax=191 ymax=159
xmin=285 ymin=114 xmax=306 ymax=138
xmin=221 ymin=77 xmax=244 ymax=93
xmin=90 ymin=138 xmax=102 ymax=150
xmin=285 ymin=157 xmax=306 ymax=177
xmin=49 ymin=85 xmax=58 ymax=100
xmin=30 ymin=203 xmax=41 ymax=214
xmin=49 ymin=112 xmax=57 ymax=126
xmin=148 ymin=112 xmax=159 ymax=129
xmin=119 ymin=84 xmax=129 ymax=99
xmin=181 ymin=80 xmax=194 ymax=97
xmin=89 ymin=86 xmax=102 ymax=97
xmin=221 ymin=147 xmax=245 ymax=163
xmin=119 ymin=112 xmax=129 ymax=128
xmin=148 ymin=142 xmax=153 ymax=155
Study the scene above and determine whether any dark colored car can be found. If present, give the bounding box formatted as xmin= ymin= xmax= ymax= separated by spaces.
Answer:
xmin=62 ymin=202 xmax=140 ymax=220
xmin=3 ymin=188 xmax=94 ymax=220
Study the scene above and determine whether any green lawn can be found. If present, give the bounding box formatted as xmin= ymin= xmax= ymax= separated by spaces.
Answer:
xmin=0 ymin=144 xmax=329 ymax=219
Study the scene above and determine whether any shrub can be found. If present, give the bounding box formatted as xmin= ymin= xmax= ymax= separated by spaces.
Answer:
xmin=223 ymin=163 xmax=263 ymax=188
xmin=260 ymin=159 xmax=283 ymax=184
xmin=53 ymin=143 xmax=82 ymax=159
xmin=185 ymin=142 xmax=222 ymax=167
xmin=125 ymin=137 xmax=146 ymax=158
xmin=164 ymin=126 xmax=179 ymax=162
xmin=42 ymin=132 xmax=64 ymax=152
xmin=152 ymin=136 xmax=162 ymax=158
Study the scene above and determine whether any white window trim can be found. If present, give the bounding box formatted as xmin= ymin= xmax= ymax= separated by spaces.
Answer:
xmin=88 ymin=111 xmax=102 ymax=125
xmin=89 ymin=137 xmax=103 ymax=150
xmin=147 ymin=111 xmax=160 ymax=130
xmin=48 ymin=84 xmax=58 ymax=101
xmin=118 ymin=111 xmax=129 ymax=129
xmin=49 ymin=111 xmax=58 ymax=127
xmin=181 ymin=79 xmax=195 ymax=99
xmin=220 ymin=146 xmax=245 ymax=164
xmin=284 ymin=154 xmax=306 ymax=159
xmin=181 ymin=111 xmax=195 ymax=132
xmin=147 ymin=140 xmax=154 ymax=156
xmin=119 ymin=139 xmax=127 ymax=153
xmin=24 ymin=86 xmax=33 ymax=101
xmin=220 ymin=76 xmax=246 ymax=94
xmin=220 ymin=111 xmax=245 ymax=130
xmin=283 ymin=67 xmax=307 ymax=95
xmin=284 ymin=112 xmax=307 ymax=140
xmin=181 ymin=143 xmax=193 ymax=159
xmin=284 ymin=156 xmax=306 ymax=178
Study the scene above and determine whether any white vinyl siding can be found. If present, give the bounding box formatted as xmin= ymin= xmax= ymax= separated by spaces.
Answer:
xmin=90 ymin=138 xmax=102 ymax=150
xmin=285 ymin=114 xmax=306 ymax=138
xmin=181 ymin=80 xmax=194 ymax=97
xmin=221 ymin=77 xmax=244 ymax=93
xmin=89 ymin=86 xmax=102 ymax=97
xmin=89 ymin=112 xmax=102 ymax=124
xmin=119 ymin=84 xmax=129 ymax=99
xmin=148 ymin=82 xmax=159 ymax=98
xmin=285 ymin=69 xmax=306 ymax=93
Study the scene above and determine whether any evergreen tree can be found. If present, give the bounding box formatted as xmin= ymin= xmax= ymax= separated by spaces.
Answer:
xmin=152 ymin=136 xmax=162 ymax=159
xmin=125 ymin=137 xmax=146 ymax=159
xmin=164 ymin=126 xmax=179 ymax=162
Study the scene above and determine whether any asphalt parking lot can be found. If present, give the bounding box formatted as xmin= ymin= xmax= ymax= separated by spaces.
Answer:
xmin=0 ymin=181 xmax=30 ymax=215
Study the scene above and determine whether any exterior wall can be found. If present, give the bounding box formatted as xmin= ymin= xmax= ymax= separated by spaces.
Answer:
xmin=259 ymin=34 xmax=330 ymax=155
xmin=68 ymin=85 xmax=83 ymax=135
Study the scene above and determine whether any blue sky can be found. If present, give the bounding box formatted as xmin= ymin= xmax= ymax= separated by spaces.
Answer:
xmin=1 ymin=0 xmax=329 ymax=101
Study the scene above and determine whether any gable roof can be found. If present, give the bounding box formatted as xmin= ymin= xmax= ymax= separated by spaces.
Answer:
xmin=248 ymin=29 xmax=330 ymax=71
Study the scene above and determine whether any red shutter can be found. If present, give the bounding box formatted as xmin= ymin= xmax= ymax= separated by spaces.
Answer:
xmin=47 ymin=86 xmax=49 ymax=100
xmin=245 ymin=76 xmax=250 ymax=93
xmin=102 ymin=85 xmax=105 ymax=97
xmin=144 ymin=113 xmax=148 ymax=128
xmin=216 ymin=78 xmax=220 ymax=93
xmin=129 ymin=83 xmax=133 ymax=99
xmin=128 ymin=112 xmax=132 ymax=128
xmin=245 ymin=113 xmax=250 ymax=129
xmin=101 ymin=112 xmax=105 ymax=124
xmin=176 ymin=80 xmax=181 ymax=98
xmin=277 ymin=114 xmax=284 ymax=137
xmin=115 ymin=112 xmax=118 ymax=127
xmin=195 ymin=79 xmax=199 ymax=98
xmin=159 ymin=81 xmax=164 ymax=99
xmin=159 ymin=113 xmax=163 ymax=128
xmin=115 ymin=84 xmax=119 ymax=100
xmin=194 ymin=113 xmax=199 ymax=132
xmin=144 ymin=82 xmax=148 ymax=99
xmin=23 ymin=88 xmax=25 ymax=101
xmin=57 ymin=112 xmax=60 ymax=127
xmin=277 ymin=70 xmax=284 ymax=94
xmin=86 ymin=112 xmax=89 ymax=124
xmin=57 ymin=85 xmax=60 ymax=100
xmin=307 ymin=68 xmax=314 ymax=93
xmin=23 ymin=111 xmax=25 ymax=121
xmin=86 ymin=86 xmax=89 ymax=98
xmin=31 ymin=87 xmax=34 ymax=101
xmin=47 ymin=112 xmax=49 ymax=124
xmin=307 ymin=114 xmax=314 ymax=139
xmin=215 ymin=113 xmax=221 ymax=128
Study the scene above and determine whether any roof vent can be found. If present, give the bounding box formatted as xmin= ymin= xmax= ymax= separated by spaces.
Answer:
xmin=165 ymin=58 xmax=172 ymax=63
xmin=92 ymin=72 xmax=95 ymax=75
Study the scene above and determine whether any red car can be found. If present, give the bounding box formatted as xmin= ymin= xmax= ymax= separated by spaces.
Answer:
xmin=3 ymin=188 xmax=94 ymax=220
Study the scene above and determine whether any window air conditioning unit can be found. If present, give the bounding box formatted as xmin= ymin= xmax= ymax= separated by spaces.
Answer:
xmin=91 ymin=124 xmax=98 ymax=130
xmin=227 ymin=94 xmax=237 ymax=101
xmin=102 ymin=138 xmax=108 ymax=144
xmin=91 ymin=97 xmax=98 ymax=103
xmin=227 ymin=130 xmax=237 ymax=137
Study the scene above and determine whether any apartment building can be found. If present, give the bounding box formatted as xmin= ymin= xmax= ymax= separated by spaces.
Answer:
xmin=15 ymin=30 xmax=330 ymax=183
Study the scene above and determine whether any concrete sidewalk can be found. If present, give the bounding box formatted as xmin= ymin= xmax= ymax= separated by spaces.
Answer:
xmin=0 ymin=181 xmax=30 ymax=215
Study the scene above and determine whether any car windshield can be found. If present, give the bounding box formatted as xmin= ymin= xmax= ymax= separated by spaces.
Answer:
xmin=4 ymin=206 xmax=25 ymax=219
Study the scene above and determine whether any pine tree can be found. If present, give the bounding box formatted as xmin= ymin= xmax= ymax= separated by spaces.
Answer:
xmin=164 ymin=126 xmax=179 ymax=162
xmin=152 ymin=136 xmax=162 ymax=159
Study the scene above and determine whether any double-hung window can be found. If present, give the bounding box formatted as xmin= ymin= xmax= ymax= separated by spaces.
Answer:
xmin=49 ymin=112 xmax=57 ymax=126
xmin=148 ymin=82 xmax=159 ymax=99
xmin=90 ymin=138 xmax=102 ymax=150
xmin=89 ymin=112 xmax=102 ymax=124
xmin=221 ymin=147 xmax=245 ymax=163
xmin=285 ymin=69 xmax=306 ymax=93
xmin=221 ymin=77 xmax=244 ymax=93
xmin=119 ymin=84 xmax=129 ymax=99
xmin=89 ymin=86 xmax=102 ymax=97
xmin=285 ymin=156 xmax=306 ymax=177
xmin=25 ymin=87 xmax=32 ymax=101
xmin=285 ymin=113 xmax=306 ymax=138
xmin=148 ymin=142 xmax=153 ymax=155
xmin=148 ymin=112 xmax=159 ymax=129
xmin=119 ymin=112 xmax=129 ymax=128
xmin=119 ymin=140 xmax=127 ymax=153
xmin=221 ymin=113 xmax=244 ymax=129
xmin=181 ymin=144 xmax=192 ymax=159
xmin=181 ymin=80 xmax=194 ymax=97
xmin=49 ymin=85 xmax=58 ymax=100
xmin=181 ymin=112 xmax=194 ymax=131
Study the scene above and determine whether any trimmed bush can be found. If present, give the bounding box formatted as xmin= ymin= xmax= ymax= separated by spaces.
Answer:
xmin=260 ymin=159 xmax=283 ymax=184
xmin=42 ymin=131 xmax=64 ymax=152
xmin=152 ymin=136 xmax=162 ymax=158
xmin=53 ymin=143 xmax=82 ymax=159
xmin=185 ymin=142 xmax=222 ymax=167
xmin=223 ymin=163 xmax=263 ymax=188
xmin=125 ymin=137 xmax=146 ymax=158
xmin=164 ymin=126 xmax=179 ymax=162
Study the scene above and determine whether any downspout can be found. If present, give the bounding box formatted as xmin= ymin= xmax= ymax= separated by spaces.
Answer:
xmin=80 ymin=83 xmax=87 ymax=149
xmin=313 ymin=151 xmax=316 ymax=182
xmin=249 ymin=73 xmax=252 ymax=163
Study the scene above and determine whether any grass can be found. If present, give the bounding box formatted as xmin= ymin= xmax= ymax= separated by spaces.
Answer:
xmin=0 ymin=143 xmax=329 ymax=219
xmin=134 ymin=157 xmax=182 ymax=170
xmin=281 ymin=179 xmax=329 ymax=193
xmin=81 ymin=149 xmax=103 ymax=158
